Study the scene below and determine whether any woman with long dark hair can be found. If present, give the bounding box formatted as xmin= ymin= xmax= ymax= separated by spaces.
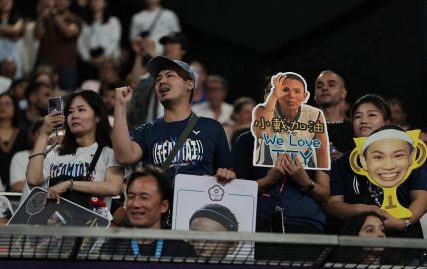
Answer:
xmin=27 ymin=89 xmax=123 ymax=219
xmin=0 ymin=92 xmax=31 ymax=191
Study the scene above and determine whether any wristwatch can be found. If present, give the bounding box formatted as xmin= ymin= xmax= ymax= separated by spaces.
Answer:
xmin=404 ymin=219 xmax=411 ymax=231
xmin=301 ymin=180 xmax=315 ymax=193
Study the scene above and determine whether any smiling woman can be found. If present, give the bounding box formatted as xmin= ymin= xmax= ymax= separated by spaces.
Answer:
xmin=325 ymin=94 xmax=427 ymax=238
xmin=26 ymin=90 xmax=124 ymax=219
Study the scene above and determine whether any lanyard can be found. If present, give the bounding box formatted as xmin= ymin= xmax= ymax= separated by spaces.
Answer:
xmin=131 ymin=239 xmax=163 ymax=257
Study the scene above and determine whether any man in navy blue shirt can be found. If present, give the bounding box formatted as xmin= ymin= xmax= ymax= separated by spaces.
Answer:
xmin=112 ymin=56 xmax=234 ymax=184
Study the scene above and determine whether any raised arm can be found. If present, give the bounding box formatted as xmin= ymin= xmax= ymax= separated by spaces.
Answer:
xmin=251 ymin=74 xmax=286 ymax=138
xmin=53 ymin=13 xmax=80 ymax=39
xmin=112 ymin=86 xmax=143 ymax=165
xmin=26 ymin=112 xmax=65 ymax=187
xmin=0 ymin=18 xmax=25 ymax=40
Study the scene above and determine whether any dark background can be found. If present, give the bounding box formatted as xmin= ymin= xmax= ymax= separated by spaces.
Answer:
xmin=114 ymin=0 xmax=427 ymax=129
xmin=19 ymin=0 xmax=427 ymax=128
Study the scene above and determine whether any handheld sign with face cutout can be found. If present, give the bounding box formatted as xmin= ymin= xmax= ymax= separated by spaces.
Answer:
xmin=350 ymin=126 xmax=427 ymax=219
xmin=251 ymin=72 xmax=330 ymax=170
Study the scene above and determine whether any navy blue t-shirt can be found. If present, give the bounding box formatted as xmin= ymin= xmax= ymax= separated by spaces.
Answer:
xmin=232 ymin=131 xmax=325 ymax=232
xmin=130 ymin=115 xmax=232 ymax=182
xmin=330 ymin=151 xmax=427 ymax=207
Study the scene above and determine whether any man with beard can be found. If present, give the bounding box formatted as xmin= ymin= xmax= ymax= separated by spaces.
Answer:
xmin=314 ymin=70 xmax=354 ymax=160
xmin=112 ymin=56 xmax=234 ymax=184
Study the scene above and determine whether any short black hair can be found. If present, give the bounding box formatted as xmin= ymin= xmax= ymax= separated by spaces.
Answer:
xmin=351 ymin=94 xmax=391 ymax=122
xmin=126 ymin=165 xmax=172 ymax=205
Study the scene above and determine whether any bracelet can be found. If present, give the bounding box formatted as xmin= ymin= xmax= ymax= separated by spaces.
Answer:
xmin=69 ymin=179 xmax=73 ymax=191
xmin=28 ymin=152 xmax=45 ymax=159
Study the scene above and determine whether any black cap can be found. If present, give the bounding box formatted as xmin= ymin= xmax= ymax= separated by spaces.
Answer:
xmin=159 ymin=32 xmax=189 ymax=51
xmin=147 ymin=56 xmax=195 ymax=82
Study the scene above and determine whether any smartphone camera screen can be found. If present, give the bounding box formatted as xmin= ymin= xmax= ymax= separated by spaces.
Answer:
xmin=48 ymin=97 xmax=64 ymax=115
xmin=48 ymin=97 xmax=64 ymax=130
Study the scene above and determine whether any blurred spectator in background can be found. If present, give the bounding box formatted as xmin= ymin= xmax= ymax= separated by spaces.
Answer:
xmin=314 ymin=70 xmax=354 ymax=159
xmin=0 ymin=58 xmax=15 ymax=92
xmin=10 ymin=118 xmax=43 ymax=199
xmin=77 ymin=0 xmax=121 ymax=62
xmin=159 ymin=32 xmax=188 ymax=61
xmin=129 ymin=0 xmax=181 ymax=55
xmin=98 ymin=58 xmax=121 ymax=85
xmin=34 ymin=64 xmax=65 ymax=97
xmin=35 ymin=0 xmax=81 ymax=91
xmin=0 ymin=92 xmax=31 ymax=191
xmin=226 ymin=96 xmax=256 ymax=146
xmin=20 ymin=0 xmax=51 ymax=76
xmin=99 ymin=82 xmax=118 ymax=126
xmin=20 ymin=81 xmax=52 ymax=132
xmin=388 ymin=97 xmax=412 ymax=131
xmin=8 ymin=78 xmax=28 ymax=110
xmin=192 ymin=75 xmax=233 ymax=125
xmin=190 ymin=60 xmax=208 ymax=105
xmin=0 ymin=0 xmax=24 ymax=79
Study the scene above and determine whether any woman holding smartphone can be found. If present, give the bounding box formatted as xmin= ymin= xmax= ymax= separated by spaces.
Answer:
xmin=27 ymin=90 xmax=123 ymax=219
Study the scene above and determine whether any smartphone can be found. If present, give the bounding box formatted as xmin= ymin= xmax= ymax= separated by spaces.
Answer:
xmin=48 ymin=96 xmax=64 ymax=115
xmin=48 ymin=96 xmax=64 ymax=129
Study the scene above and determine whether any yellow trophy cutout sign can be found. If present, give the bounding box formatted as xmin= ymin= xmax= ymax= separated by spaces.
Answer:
xmin=350 ymin=129 xmax=427 ymax=219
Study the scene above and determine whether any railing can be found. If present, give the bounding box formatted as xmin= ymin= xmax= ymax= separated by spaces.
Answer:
xmin=1 ymin=225 xmax=426 ymax=268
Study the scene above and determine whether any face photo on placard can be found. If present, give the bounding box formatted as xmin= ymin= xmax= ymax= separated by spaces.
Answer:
xmin=8 ymin=187 xmax=110 ymax=227
xmin=172 ymin=174 xmax=257 ymax=259
xmin=250 ymin=72 xmax=330 ymax=170
xmin=349 ymin=128 xmax=427 ymax=219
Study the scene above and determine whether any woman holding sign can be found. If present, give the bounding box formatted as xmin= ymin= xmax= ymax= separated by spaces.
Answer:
xmin=26 ymin=90 xmax=124 ymax=219
xmin=325 ymin=94 xmax=427 ymax=238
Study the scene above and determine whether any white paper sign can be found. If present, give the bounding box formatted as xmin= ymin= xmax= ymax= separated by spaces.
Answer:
xmin=172 ymin=174 xmax=257 ymax=259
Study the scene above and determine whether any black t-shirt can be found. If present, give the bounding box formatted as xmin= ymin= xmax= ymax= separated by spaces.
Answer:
xmin=326 ymin=120 xmax=355 ymax=153
xmin=100 ymin=238 xmax=197 ymax=257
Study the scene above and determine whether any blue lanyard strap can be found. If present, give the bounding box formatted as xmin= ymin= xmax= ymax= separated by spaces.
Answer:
xmin=131 ymin=239 xmax=163 ymax=257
